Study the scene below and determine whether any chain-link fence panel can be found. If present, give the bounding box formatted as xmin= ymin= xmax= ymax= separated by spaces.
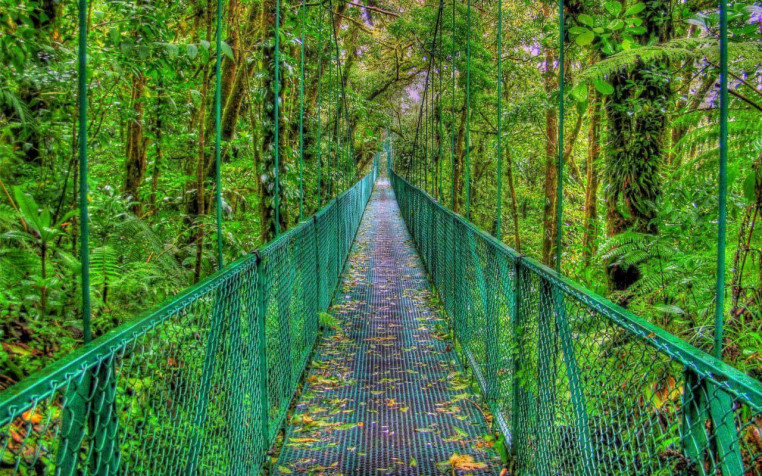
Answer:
xmin=392 ymin=170 xmax=762 ymax=476
xmin=0 ymin=168 xmax=376 ymax=475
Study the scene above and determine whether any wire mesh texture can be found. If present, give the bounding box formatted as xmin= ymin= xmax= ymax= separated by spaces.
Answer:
xmin=273 ymin=177 xmax=500 ymax=475
xmin=391 ymin=170 xmax=762 ymax=476
xmin=0 ymin=169 xmax=376 ymax=475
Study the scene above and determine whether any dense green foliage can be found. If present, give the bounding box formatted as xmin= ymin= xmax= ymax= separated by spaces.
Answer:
xmin=1 ymin=0 xmax=761 ymax=388
xmin=390 ymin=0 xmax=762 ymax=379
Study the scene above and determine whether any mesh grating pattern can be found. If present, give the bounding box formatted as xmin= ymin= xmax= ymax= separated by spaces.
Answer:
xmin=0 ymin=170 xmax=376 ymax=475
xmin=274 ymin=179 xmax=500 ymax=475
xmin=391 ymin=170 xmax=762 ymax=476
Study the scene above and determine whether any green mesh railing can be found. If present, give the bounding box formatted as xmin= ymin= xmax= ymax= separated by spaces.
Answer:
xmin=391 ymin=170 xmax=762 ymax=476
xmin=0 ymin=170 xmax=375 ymax=475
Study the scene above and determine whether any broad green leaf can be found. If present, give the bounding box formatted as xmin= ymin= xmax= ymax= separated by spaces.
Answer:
xmin=624 ymin=2 xmax=646 ymax=16
xmin=575 ymin=29 xmax=595 ymax=46
xmin=743 ymin=172 xmax=759 ymax=202
xmin=13 ymin=187 xmax=45 ymax=233
xmin=571 ymin=83 xmax=588 ymax=102
xmin=220 ymin=41 xmax=234 ymax=61
xmin=593 ymin=78 xmax=614 ymax=95
xmin=186 ymin=43 xmax=198 ymax=59
xmin=607 ymin=19 xmax=624 ymax=30
xmin=604 ymin=1 xmax=623 ymax=16
xmin=578 ymin=13 xmax=595 ymax=26
xmin=685 ymin=17 xmax=706 ymax=28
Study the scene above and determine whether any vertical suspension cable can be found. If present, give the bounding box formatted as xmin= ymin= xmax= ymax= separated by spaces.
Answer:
xmin=464 ymin=0 xmax=472 ymax=219
xmin=411 ymin=2 xmax=443 ymax=190
xmin=450 ymin=0 xmax=456 ymax=209
xmin=495 ymin=0 xmax=503 ymax=239
xmin=316 ymin=4 xmax=325 ymax=206
xmin=328 ymin=52 xmax=336 ymax=197
xmin=555 ymin=0 xmax=564 ymax=272
xmin=424 ymin=78 xmax=429 ymax=191
xmin=437 ymin=19 xmax=444 ymax=201
xmin=713 ymin=0 xmax=728 ymax=359
xmin=327 ymin=0 xmax=349 ymax=194
xmin=298 ymin=0 xmax=306 ymax=220
xmin=77 ymin=0 xmax=90 ymax=342
xmin=214 ymin=0 xmax=224 ymax=268
xmin=274 ymin=0 xmax=282 ymax=235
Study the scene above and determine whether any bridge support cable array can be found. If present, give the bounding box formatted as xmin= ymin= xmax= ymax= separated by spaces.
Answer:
xmin=392 ymin=170 xmax=762 ymax=475
xmin=0 ymin=168 xmax=376 ymax=474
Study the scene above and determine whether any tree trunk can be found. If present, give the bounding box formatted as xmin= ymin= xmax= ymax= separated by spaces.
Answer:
xmin=582 ymin=88 xmax=601 ymax=265
xmin=505 ymin=148 xmax=521 ymax=252
xmin=149 ymin=82 xmax=164 ymax=214
xmin=124 ymin=72 xmax=148 ymax=215
xmin=259 ymin=0 xmax=287 ymax=242
xmin=541 ymin=43 xmax=559 ymax=267
xmin=452 ymin=105 xmax=467 ymax=213
xmin=604 ymin=4 xmax=673 ymax=297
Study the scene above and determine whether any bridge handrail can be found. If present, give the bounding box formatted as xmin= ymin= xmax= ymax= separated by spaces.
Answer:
xmin=0 ymin=167 xmax=377 ymax=474
xmin=391 ymin=169 xmax=762 ymax=475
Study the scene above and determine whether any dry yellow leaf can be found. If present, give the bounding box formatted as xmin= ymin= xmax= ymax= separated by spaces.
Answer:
xmin=448 ymin=453 xmax=487 ymax=471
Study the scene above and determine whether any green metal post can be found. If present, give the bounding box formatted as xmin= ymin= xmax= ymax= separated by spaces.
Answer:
xmin=58 ymin=2 xmax=91 ymax=471
xmin=316 ymin=3 xmax=325 ymax=205
xmin=555 ymin=0 xmax=564 ymax=272
xmin=274 ymin=0 xmax=281 ymax=236
xmin=298 ymin=0 xmax=306 ymax=221
xmin=450 ymin=0 xmax=456 ymax=211
xmin=495 ymin=0 xmax=503 ymax=240
xmin=255 ymin=252 xmax=271 ymax=453
xmin=553 ymin=288 xmax=597 ymax=475
xmin=185 ymin=289 xmax=227 ymax=473
xmin=713 ymin=0 xmax=728 ymax=360
xmin=214 ymin=0 xmax=224 ymax=268
xmin=536 ymin=277 xmax=559 ymax=475
xmin=464 ymin=0 xmax=471 ymax=219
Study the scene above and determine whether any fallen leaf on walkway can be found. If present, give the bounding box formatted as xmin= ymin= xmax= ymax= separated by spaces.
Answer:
xmin=449 ymin=454 xmax=488 ymax=471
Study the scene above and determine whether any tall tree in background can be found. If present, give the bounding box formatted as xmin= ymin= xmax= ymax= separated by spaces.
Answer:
xmin=603 ymin=0 xmax=673 ymax=297
xmin=260 ymin=0 xmax=287 ymax=242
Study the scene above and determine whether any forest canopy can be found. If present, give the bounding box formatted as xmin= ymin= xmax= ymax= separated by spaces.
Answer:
xmin=0 ymin=0 xmax=761 ymax=389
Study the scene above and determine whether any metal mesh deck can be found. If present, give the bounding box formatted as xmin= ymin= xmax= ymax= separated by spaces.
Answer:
xmin=273 ymin=179 xmax=500 ymax=475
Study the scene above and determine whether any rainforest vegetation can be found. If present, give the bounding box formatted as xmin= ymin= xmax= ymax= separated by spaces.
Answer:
xmin=0 ymin=0 xmax=760 ymax=389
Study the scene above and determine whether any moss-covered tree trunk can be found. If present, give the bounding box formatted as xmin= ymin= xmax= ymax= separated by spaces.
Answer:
xmin=604 ymin=0 xmax=673 ymax=297
xmin=124 ymin=72 xmax=147 ymax=214
xmin=260 ymin=0 xmax=287 ymax=243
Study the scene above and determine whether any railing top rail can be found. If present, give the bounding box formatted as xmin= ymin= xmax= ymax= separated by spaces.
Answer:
xmin=390 ymin=169 xmax=762 ymax=410
xmin=0 ymin=170 xmax=376 ymax=427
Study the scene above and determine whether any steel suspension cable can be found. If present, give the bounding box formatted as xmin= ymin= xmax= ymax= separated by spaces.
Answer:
xmin=495 ymin=0 xmax=503 ymax=240
xmin=77 ymin=0 xmax=90 ymax=342
xmin=274 ymin=0 xmax=282 ymax=235
xmin=424 ymin=78 xmax=429 ymax=190
xmin=555 ymin=0 xmax=564 ymax=272
xmin=298 ymin=0 xmax=306 ymax=221
xmin=214 ymin=0 xmax=224 ymax=267
xmin=713 ymin=0 xmax=729 ymax=359
xmin=464 ymin=0 xmax=472 ymax=219
xmin=450 ymin=0 xmax=456 ymax=209
xmin=316 ymin=4 xmax=325 ymax=206
xmin=411 ymin=1 xmax=444 ymax=189
xmin=437 ymin=20 xmax=444 ymax=201
xmin=327 ymin=0 xmax=351 ymax=194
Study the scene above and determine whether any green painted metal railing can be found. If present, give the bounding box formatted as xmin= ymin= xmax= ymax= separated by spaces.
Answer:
xmin=0 ymin=169 xmax=376 ymax=475
xmin=391 ymin=170 xmax=762 ymax=476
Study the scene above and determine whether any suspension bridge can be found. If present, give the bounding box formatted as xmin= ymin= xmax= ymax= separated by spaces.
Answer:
xmin=1 ymin=162 xmax=760 ymax=474
xmin=1 ymin=0 xmax=761 ymax=472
